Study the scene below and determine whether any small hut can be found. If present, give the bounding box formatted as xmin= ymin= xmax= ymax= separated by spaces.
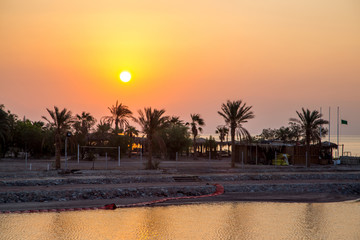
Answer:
xmin=234 ymin=141 xmax=338 ymax=165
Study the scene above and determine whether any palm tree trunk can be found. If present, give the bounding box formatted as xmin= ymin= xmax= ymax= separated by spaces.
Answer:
xmin=306 ymin=143 xmax=311 ymax=167
xmin=147 ymin=138 xmax=153 ymax=169
xmin=115 ymin=119 xmax=119 ymax=134
xmin=55 ymin=133 xmax=61 ymax=169
xmin=193 ymin=136 xmax=197 ymax=159
xmin=318 ymin=136 xmax=322 ymax=164
xmin=219 ymin=139 xmax=223 ymax=160
xmin=306 ymin=131 xmax=311 ymax=167
xmin=231 ymin=127 xmax=236 ymax=168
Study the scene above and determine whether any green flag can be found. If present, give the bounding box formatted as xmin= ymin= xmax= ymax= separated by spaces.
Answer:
xmin=341 ymin=119 xmax=348 ymax=125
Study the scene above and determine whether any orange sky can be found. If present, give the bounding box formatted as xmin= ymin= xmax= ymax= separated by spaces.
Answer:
xmin=1 ymin=0 xmax=359 ymax=135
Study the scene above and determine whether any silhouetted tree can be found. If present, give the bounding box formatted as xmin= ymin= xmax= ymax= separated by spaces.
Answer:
xmin=42 ymin=106 xmax=73 ymax=169
xmin=125 ymin=125 xmax=139 ymax=158
xmin=188 ymin=114 xmax=205 ymax=159
xmin=0 ymin=105 xmax=9 ymax=156
xmin=13 ymin=119 xmax=44 ymax=157
xmin=289 ymin=108 xmax=329 ymax=167
xmin=73 ymin=111 xmax=96 ymax=146
xmin=103 ymin=101 xmax=132 ymax=133
xmin=133 ymin=107 xmax=169 ymax=169
xmin=161 ymin=117 xmax=191 ymax=159
xmin=215 ymin=126 xmax=228 ymax=159
xmin=218 ymin=100 xmax=254 ymax=167
xmin=93 ymin=120 xmax=111 ymax=146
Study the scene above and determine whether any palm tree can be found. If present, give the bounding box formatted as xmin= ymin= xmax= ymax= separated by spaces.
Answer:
xmin=74 ymin=111 xmax=96 ymax=145
xmin=103 ymin=101 xmax=132 ymax=133
xmin=94 ymin=120 xmax=111 ymax=146
xmin=236 ymin=124 xmax=252 ymax=143
xmin=133 ymin=107 xmax=169 ymax=169
xmin=289 ymin=122 xmax=302 ymax=142
xmin=169 ymin=116 xmax=184 ymax=125
xmin=218 ymin=100 xmax=254 ymax=167
xmin=0 ymin=105 xmax=9 ymax=155
xmin=125 ymin=125 xmax=139 ymax=158
xmin=42 ymin=106 xmax=73 ymax=169
xmin=189 ymin=114 xmax=205 ymax=159
xmin=289 ymin=108 xmax=329 ymax=167
xmin=275 ymin=127 xmax=291 ymax=142
xmin=215 ymin=126 xmax=228 ymax=159
xmin=0 ymin=105 xmax=8 ymax=141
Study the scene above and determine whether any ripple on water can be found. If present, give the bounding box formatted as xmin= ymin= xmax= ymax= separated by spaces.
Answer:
xmin=1 ymin=201 xmax=360 ymax=240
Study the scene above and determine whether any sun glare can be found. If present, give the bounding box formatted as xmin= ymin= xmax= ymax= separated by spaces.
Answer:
xmin=120 ymin=71 xmax=131 ymax=82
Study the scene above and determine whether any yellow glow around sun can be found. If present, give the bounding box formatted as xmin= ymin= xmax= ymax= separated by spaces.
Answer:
xmin=120 ymin=71 xmax=131 ymax=82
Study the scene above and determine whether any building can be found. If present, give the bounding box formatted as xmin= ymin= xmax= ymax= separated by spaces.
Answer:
xmin=233 ymin=141 xmax=337 ymax=165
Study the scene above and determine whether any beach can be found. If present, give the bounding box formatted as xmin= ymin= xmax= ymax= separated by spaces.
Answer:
xmin=1 ymin=157 xmax=360 ymax=212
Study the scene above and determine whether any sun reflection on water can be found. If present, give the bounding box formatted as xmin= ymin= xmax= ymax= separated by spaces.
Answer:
xmin=1 ymin=202 xmax=360 ymax=240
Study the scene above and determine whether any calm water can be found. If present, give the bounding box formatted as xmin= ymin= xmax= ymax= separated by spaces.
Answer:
xmin=330 ymin=135 xmax=360 ymax=157
xmin=1 ymin=202 xmax=360 ymax=240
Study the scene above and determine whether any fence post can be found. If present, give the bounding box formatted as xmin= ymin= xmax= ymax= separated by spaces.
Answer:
xmin=106 ymin=152 xmax=108 ymax=170
xmin=176 ymin=152 xmax=178 ymax=169
xmin=242 ymin=151 xmax=244 ymax=169
xmin=25 ymin=152 xmax=28 ymax=170
xmin=77 ymin=144 xmax=80 ymax=165
xmin=256 ymin=145 xmax=258 ymax=165
xmin=118 ymin=146 xmax=120 ymax=166
xmin=65 ymin=137 xmax=68 ymax=170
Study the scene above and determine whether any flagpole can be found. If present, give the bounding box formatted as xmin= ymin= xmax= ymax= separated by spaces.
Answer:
xmin=337 ymin=106 xmax=339 ymax=158
xmin=320 ymin=107 xmax=322 ymax=139
xmin=329 ymin=107 xmax=331 ymax=143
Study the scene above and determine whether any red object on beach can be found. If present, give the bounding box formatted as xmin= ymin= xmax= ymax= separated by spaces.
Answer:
xmin=103 ymin=203 xmax=117 ymax=210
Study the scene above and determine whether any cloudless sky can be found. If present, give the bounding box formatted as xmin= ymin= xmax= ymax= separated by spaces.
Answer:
xmin=1 ymin=0 xmax=359 ymax=135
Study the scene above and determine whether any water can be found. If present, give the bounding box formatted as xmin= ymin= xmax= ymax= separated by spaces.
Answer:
xmin=1 ymin=202 xmax=360 ymax=239
xmin=330 ymin=135 xmax=360 ymax=157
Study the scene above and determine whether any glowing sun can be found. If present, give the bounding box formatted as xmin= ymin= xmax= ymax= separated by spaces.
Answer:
xmin=120 ymin=71 xmax=131 ymax=82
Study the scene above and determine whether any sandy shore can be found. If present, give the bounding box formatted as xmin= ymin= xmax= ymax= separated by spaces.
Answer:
xmin=1 ymin=192 xmax=359 ymax=212
xmin=1 ymin=157 xmax=360 ymax=212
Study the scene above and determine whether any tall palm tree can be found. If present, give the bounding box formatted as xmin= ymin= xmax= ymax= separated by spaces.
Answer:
xmin=42 ymin=106 xmax=73 ymax=169
xmin=0 ymin=105 xmax=8 ymax=141
xmin=189 ymin=114 xmax=205 ymax=159
xmin=169 ymin=116 xmax=184 ymax=125
xmin=125 ymin=125 xmax=139 ymax=158
xmin=236 ymin=124 xmax=252 ymax=142
xmin=289 ymin=108 xmax=328 ymax=167
xmin=103 ymin=101 xmax=132 ymax=133
xmin=133 ymin=107 xmax=169 ymax=169
xmin=218 ymin=100 xmax=254 ymax=167
xmin=74 ymin=111 xmax=96 ymax=145
xmin=215 ymin=126 xmax=228 ymax=159
xmin=94 ymin=120 xmax=111 ymax=146
xmin=0 ymin=105 xmax=9 ymax=155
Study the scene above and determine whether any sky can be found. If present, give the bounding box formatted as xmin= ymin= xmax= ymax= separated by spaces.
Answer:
xmin=1 ymin=0 xmax=359 ymax=136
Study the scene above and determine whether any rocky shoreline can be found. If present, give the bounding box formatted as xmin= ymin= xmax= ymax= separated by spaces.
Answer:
xmin=1 ymin=182 xmax=360 ymax=205
xmin=1 ymin=169 xmax=360 ymax=206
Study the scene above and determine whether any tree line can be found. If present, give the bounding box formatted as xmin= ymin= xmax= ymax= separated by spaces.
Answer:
xmin=0 ymin=101 xmax=328 ymax=169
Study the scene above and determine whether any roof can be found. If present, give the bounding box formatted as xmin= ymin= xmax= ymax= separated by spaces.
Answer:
xmin=322 ymin=141 xmax=338 ymax=148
